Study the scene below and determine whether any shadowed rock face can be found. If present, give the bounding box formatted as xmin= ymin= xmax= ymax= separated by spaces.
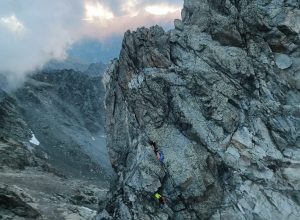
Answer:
xmin=0 ymin=70 xmax=113 ymax=219
xmin=11 ymin=70 xmax=110 ymax=180
xmin=103 ymin=0 xmax=300 ymax=219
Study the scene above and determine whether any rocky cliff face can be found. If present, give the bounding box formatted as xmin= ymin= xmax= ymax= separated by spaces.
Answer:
xmin=103 ymin=0 xmax=300 ymax=219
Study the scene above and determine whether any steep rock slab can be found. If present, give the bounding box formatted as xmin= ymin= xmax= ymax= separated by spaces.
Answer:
xmin=103 ymin=0 xmax=300 ymax=219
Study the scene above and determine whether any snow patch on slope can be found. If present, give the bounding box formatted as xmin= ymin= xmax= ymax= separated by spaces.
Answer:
xmin=29 ymin=133 xmax=40 ymax=145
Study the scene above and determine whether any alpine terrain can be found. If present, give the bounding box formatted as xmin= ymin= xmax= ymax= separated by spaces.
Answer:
xmin=99 ymin=0 xmax=300 ymax=219
xmin=0 ymin=69 xmax=114 ymax=219
xmin=1 ymin=0 xmax=300 ymax=219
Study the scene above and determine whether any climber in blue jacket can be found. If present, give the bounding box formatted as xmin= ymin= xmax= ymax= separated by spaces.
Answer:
xmin=149 ymin=141 xmax=164 ymax=163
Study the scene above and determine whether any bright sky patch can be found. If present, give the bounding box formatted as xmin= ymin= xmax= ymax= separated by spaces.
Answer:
xmin=0 ymin=14 xmax=26 ymax=34
xmin=145 ymin=4 xmax=180 ymax=15
xmin=122 ymin=0 xmax=139 ymax=17
xmin=84 ymin=1 xmax=114 ymax=21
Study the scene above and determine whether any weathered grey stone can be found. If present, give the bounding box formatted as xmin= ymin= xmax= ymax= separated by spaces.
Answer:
xmin=283 ymin=148 xmax=300 ymax=160
xmin=212 ymin=25 xmax=243 ymax=47
xmin=278 ymin=10 xmax=300 ymax=35
xmin=0 ymin=184 xmax=40 ymax=219
xmin=103 ymin=0 xmax=300 ymax=219
xmin=275 ymin=53 xmax=293 ymax=69
xmin=115 ymin=200 xmax=132 ymax=220
xmin=232 ymin=127 xmax=253 ymax=149
xmin=174 ymin=19 xmax=184 ymax=31
xmin=282 ymin=168 xmax=300 ymax=188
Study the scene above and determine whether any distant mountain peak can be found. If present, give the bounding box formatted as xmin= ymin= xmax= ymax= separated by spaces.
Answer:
xmin=43 ymin=58 xmax=107 ymax=76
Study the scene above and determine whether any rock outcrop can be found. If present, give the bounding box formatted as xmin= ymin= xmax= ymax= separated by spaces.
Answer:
xmin=103 ymin=0 xmax=300 ymax=219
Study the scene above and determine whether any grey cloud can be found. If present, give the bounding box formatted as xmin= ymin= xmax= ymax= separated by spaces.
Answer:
xmin=0 ymin=0 xmax=183 ymax=89
xmin=0 ymin=0 xmax=85 ymax=88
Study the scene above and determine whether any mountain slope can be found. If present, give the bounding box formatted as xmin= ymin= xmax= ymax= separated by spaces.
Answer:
xmin=0 ymin=70 xmax=113 ymax=219
xmin=14 ymin=70 xmax=112 ymax=179
xmin=44 ymin=58 xmax=107 ymax=76
xmin=102 ymin=0 xmax=300 ymax=219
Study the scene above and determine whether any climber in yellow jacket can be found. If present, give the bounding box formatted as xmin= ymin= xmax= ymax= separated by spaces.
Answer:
xmin=154 ymin=192 xmax=166 ymax=205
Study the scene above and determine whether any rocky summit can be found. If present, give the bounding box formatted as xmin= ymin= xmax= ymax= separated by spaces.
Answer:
xmin=102 ymin=0 xmax=300 ymax=219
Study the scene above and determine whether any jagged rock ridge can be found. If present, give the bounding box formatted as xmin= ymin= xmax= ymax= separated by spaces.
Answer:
xmin=103 ymin=0 xmax=300 ymax=219
xmin=44 ymin=58 xmax=107 ymax=76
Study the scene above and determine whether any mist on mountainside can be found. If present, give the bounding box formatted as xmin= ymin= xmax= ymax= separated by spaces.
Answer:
xmin=0 ymin=66 xmax=116 ymax=219
xmin=0 ymin=0 xmax=181 ymax=90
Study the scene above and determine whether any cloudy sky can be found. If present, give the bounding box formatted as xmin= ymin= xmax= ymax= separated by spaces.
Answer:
xmin=0 ymin=0 xmax=183 ymax=86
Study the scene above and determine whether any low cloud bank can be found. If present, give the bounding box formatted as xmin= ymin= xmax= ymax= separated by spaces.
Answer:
xmin=0 ymin=0 xmax=182 ymax=89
